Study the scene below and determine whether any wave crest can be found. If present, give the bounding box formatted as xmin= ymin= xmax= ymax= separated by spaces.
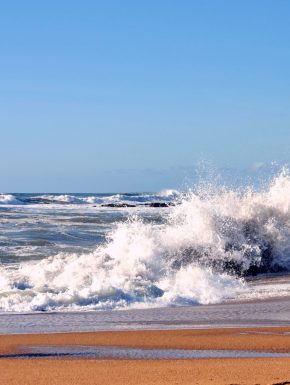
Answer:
xmin=0 ymin=194 xmax=21 ymax=205
xmin=1 ymin=169 xmax=290 ymax=312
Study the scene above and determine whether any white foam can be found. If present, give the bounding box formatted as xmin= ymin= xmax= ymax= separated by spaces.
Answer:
xmin=2 ymin=169 xmax=290 ymax=312
xmin=34 ymin=194 xmax=105 ymax=205
xmin=158 ymin=189 xmax=179 ymax=197
xmin=0 ymin=194 xmax=21 ymax=205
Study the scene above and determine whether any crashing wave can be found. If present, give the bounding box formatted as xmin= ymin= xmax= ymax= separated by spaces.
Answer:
xmin=0 ymin=194 xmax=21 ymax=205
xmin=1 ymin=169 xmax=290 ymax=312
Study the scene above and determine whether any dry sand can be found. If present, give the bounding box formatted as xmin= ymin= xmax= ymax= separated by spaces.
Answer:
xmin=1 ymin=327 xmax=290 ymax=385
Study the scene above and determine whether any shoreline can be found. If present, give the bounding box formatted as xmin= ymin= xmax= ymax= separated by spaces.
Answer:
xmin=1 ymin=326 xmax=290 ymax=354
xmin=1 ymin=286 xmax=290 ymax=383
xmin=1 ymin=326 xmax=290 ymax=384
xmin=2 ymin=295 xmax=290 ymax=334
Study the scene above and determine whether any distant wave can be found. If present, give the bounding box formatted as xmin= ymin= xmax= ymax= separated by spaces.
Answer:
xmin=0 ymin=191 xmax=180 ymax=206
xmin=1 ymin=169 xmax=290 ymax=312
xmin=34 ymin=194 xmax=104 ymax=205
xmin=0 ymin=194 xmax=21 ymax=205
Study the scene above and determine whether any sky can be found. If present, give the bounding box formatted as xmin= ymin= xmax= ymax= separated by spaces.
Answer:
xmin=1 ymin=0 xmax=290 ymax=192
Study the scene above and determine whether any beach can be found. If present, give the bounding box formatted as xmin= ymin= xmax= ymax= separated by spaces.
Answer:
xmin=2 ymin=357 xmax=290 ymax=385
xmin=1 ymin=183 xmax=290 ymax=384
xmin=1 ymin=327 xmax=290 ymax=385
xmin=1 ymin=295 xmax=290 ymax=384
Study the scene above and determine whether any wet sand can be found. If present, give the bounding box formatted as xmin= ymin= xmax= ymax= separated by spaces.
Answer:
xmin=1 ymin=326 xmax=290 ymax=354
xmin=1 ymin=358 xmax=290 ymax=385
xmin=1 ymin=327 xmax=290 ymax=384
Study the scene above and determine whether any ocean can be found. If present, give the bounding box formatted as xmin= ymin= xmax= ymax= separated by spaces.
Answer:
xmin=1 ymin=169 xmax=290 ymax=321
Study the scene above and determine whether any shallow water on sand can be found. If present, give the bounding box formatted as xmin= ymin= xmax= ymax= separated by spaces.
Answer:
xmin=3 ymin=345 xmax=290 ymax=360
xmin=1 ymin=296 xmax=290 ymax=334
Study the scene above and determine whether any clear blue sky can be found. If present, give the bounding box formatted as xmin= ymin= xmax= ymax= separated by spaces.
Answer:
xmin=1 ymin=1 xmax=290 ymax=192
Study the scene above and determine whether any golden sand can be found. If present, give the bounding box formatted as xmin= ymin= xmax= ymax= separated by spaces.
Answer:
xmin=1 ymin=327 xmax=290 ymax=385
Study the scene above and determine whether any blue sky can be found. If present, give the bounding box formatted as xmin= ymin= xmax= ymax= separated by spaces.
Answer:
xmin=1 ymin=1 xmax=290 ymax=192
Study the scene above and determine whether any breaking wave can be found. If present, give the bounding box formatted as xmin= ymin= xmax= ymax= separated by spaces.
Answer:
xmin=34 ymin=194 xmax=104 ymax=205
xmin=1 ymin=169 xmax=290 ymax=312
xmin=0 ymin=194 xmax=21 ymax=205
xmin=0 ymin=191 xmax=179 ymax=206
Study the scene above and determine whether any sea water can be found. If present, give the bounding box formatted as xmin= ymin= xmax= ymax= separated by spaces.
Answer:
xmin=1 ymin=170 xmax=290 ymax=314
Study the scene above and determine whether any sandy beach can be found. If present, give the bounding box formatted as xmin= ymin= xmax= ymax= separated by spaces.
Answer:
xmin=1 ymin=326 xmax=290 ymax=384
xmin=1 ymin=357 xmax=290 ymax=385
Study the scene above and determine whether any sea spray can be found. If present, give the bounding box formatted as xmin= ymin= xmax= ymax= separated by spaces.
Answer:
xmin=1 ymin=169 xmax=290 ymax=311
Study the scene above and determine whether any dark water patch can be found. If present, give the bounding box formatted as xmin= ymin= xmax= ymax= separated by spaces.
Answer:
xmin=5 ymin=345 xmax=290 ymax=360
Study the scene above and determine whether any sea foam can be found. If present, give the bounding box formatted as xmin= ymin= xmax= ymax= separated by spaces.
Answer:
xmin=1 ymin=169 xmax=290 ymax=312
xmin=0 ymin=194 xmax=21 ymax=205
